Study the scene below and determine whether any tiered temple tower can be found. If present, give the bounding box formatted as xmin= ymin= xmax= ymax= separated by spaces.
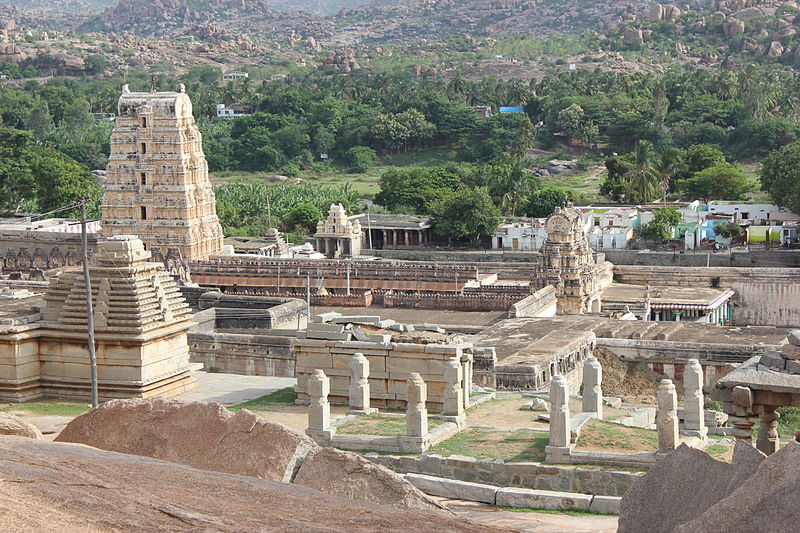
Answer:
xmin=533 ymin=206 xmax=611 ymax=314
xmin=101 ymin=84 xmax=223 ymax=264
xmin=37 ymin=235 xmax=197 ymax=399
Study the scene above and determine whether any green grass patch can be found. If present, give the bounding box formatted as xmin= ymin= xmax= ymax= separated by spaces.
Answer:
xmin=705 ymin=443 xmax=729 ymax=460
xmin=378 ymin=146 xmax=461 ymax=167
xmin=428 ymin=428 xmax=549 ymax=462
xmin=497 ymin=506 xmax=615 ymax=516
xmin=337 ymin=413 xmax=445 ymax=437
xmin=0 ymin=401 xmax=90 ymax=416
xmin=575 ymin=419 xmax=658 ymax=452
xmin=229 ymin=387 xmax=297 ymax=413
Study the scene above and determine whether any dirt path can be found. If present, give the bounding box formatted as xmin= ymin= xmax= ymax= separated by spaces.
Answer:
xmin=439 ymin=498 xmax=619 ymax=533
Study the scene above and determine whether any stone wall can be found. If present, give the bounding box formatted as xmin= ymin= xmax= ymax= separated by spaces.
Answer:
xmin=613 ymin=265 xmax=800 ymax=327
xmin=383 ymin=292 xmax=519 ymax=312
xmin=0 ymin=230 xmax=98 ymax=272
xmin=508 ymin=286 xmax=558 ymax=318
xmin=597 ymin=339 xmax=776 ymax=390
xmin=368 ymin=248 xmax=800 ymax=269
xmin=197 ymin=291 xmax=307 ymax=330
xmin=366 ymin=453 xmax=640 ymax=497
xmin=227 ymin=289 xmax=373 ymax=307
xmin=188 ymin=308 xmax=296 ymax=376
xmin=293 ymin=338 xmax=472 ymax=410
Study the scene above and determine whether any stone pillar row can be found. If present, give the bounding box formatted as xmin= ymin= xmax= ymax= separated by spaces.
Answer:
xmin=307 ymin=356 xmax=470 ymax=444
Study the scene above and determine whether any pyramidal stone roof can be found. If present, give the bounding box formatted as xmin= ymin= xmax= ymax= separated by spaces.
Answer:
xmin=42 ymin=236 xmax=190 ymax=334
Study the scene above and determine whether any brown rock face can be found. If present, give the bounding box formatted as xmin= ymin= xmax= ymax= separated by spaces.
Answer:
xmin=0 ymin=413 xmax=42 ymax=440
xmin=294 ymin=447 xmax=441 ymax=512
xmin=618 ymin=442 xmax=765 ymax=533
xmin=675 ymin=442 xmax=800 ymax=533
xmin=56 ymin=398 xmax=316 ymax=482
xmin=0 ymin=437 xmax=498 ymax=533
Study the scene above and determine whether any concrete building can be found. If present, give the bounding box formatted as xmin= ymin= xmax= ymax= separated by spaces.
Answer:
xmin=102 ymin=85 xmax=224 ymax=264
xmin=222 ymin=71 xmax=249 ymax=82
xmin=215 ymin=103 xmax=253 ymax=119
xmin=492 ymin=219 xmax=547 ymax=251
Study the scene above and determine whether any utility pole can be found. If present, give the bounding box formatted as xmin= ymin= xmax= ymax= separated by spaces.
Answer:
xmin=80 ymin=200 xmax=98 ymax=408
xmin=306 ymin=274 xmax=311 ymax=325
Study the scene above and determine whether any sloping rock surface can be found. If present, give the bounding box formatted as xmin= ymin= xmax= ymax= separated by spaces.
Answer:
xmin=675 ymin=441 xmax=800 ymax=533
xmin=618 ymin=442 xmax=765 ymax=533
xmin=0 ymin=412 xmax=42 ymax=439
xmin=294 ymin=446 xmax=440 ymax=511
xmin=54 ymin=398 xmax=438 ymax=511
xmin=0 ymin=437 xmax=499 ymax=533
xmin=56 ymin=398 xmax=316 ymax=482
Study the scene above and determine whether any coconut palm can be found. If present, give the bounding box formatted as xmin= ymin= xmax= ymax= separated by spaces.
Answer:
xmin=623 ymin=140 xmax=663 ymax=204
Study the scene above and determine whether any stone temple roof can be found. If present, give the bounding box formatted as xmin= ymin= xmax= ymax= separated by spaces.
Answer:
xmin=42 ymin=236 xmax=190 ymax=334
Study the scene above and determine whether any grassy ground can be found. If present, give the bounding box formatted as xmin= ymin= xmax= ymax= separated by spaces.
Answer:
xmin=0 ymin=400 xmax=90 ymax=416
xmin=574 ymin=419 xmax=658 ymax=453
xmin=428 ymin=428 xmax=549 ymax=462
xmin=337 ymin=413 xmax=445 ymax=437
xmin=378 ymin=146 xmax=461 ymax=167
xmin=210 ymin=169 xmax=382 ymax=196
xmin=228 ymin=387 xmax=297 ymax=413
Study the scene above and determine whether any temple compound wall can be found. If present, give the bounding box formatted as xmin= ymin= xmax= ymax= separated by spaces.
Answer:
xmin=0 ymin=236 xmax=196 ymax=402
xmin=101 ymin=85 xmax=223 ymax=264
xmin=614 ymin=265 xmax=800 ymax=328
xmin=0 ymin=229 xmax=98 ymax=272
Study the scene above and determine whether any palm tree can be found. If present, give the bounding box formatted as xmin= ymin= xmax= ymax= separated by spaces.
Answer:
xmin=447 ymin=71 xmax=467 ymax=102
xmin=655 ymin=148 xmax=686 ymax=203
xmin=623 ymin=141 xmax=663 ymax=204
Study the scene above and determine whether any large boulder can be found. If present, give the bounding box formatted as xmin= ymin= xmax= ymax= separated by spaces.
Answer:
xmin=0 ymin=412 xmax=42 ymax=440
xmin=55 ymin=398 xmax=317 ymax=482
xmin=0 ymin=437 xmax=498 ymax=533
xmin=675 ymin=442 xmax=800 ymax=533
xmin=618 ymin=442 xmax=765 ymax=533
xmin=294 ymin=447 xmax=441 ymax=512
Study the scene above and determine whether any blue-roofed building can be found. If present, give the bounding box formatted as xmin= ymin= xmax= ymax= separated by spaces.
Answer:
xmin=498 ymin=106 xmax=525 ymax=113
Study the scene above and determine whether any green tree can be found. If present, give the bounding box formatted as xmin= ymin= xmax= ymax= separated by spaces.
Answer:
xmin=344 ymin=146 xmax=376 ymax=173
xmin=623 ymin=141 xmax=663 ymax=203
xmin=30 ymin=147 xmax=102 ymax=216
xmin=557 ymin=103 xmax=598 ymax=145
xmin=760 ymin=141 xmax=800 ymax=214
xmin=678 ymin=163 xmax=752 ymax=202
xmin=430 ymin=188 xmax=502 ymax=243
xmin=525 ymin=187 xmax=577 ymax=218
xmin=714 ymin=221 xmax=743 ymax=239
xmin=375 ymin=166 xmax=464 ymax=213
xmin=285 ymin=203 xmax=323 ymax=233
xmin=0 ymin=127 xmax=35 ymax=212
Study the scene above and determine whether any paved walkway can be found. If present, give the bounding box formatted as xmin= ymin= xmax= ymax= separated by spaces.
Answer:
xmin=176 ymin=372 xmax=297 ymax=406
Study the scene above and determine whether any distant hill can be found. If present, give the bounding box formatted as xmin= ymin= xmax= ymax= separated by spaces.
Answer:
xmin=269 ymin=0 xmax=383 ymax=14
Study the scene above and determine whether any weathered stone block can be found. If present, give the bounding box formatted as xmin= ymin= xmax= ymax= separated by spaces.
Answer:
xmin=590 ymin=495 xmax=621 ymax=514
xmin=405 ymin=474 xmax=498 ymax=504
xmin=495 ymin=487 xmax=591 ymax=510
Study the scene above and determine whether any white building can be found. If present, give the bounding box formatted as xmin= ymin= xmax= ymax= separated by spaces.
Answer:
xmin=222 ymin=72 xmax=249 ymax=82
xmin=216 ymin=104 xmax=253 ymax=119
xmin=492 ymin=219 xmax=547 ymax=251
xmin=705 ymin=202 xmax=799 ymax=225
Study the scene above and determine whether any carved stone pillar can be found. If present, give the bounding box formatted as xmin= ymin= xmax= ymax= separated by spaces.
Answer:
xmin=729 ymin=415 xmax=757 ymax=444
xmin=756 ymin=408 xmax=780 ymax=455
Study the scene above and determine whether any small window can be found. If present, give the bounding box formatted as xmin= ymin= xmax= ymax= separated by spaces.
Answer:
xmin=140 ymin=173 xmax=147 ymax=186
xmin=140 ymin=142 xmax=147 ymax=154
xmin=141 ymin=117 xmax=147 ymax=128
xmin=140 ymin=206 xmax=147 ymax=220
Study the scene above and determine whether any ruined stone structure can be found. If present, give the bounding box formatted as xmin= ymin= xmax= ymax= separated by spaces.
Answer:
xmin=294 ymin=335 xmax=473 ymax=411
xmin=314 ymin=204 xmax=362 ymax=259
xmin=102 ymin=85 xmax=223 ymax=265
xmin=0 ymin=236 xmax=196 ymax=401
xmin=713 ymin=330 xmax=800 ymax=455
xmin=533 ymin=206 xmax=612 ymax=314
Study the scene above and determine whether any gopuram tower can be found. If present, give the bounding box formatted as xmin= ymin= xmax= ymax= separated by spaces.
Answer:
xmin=101 ymin=84 xmax=223 ymax=265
